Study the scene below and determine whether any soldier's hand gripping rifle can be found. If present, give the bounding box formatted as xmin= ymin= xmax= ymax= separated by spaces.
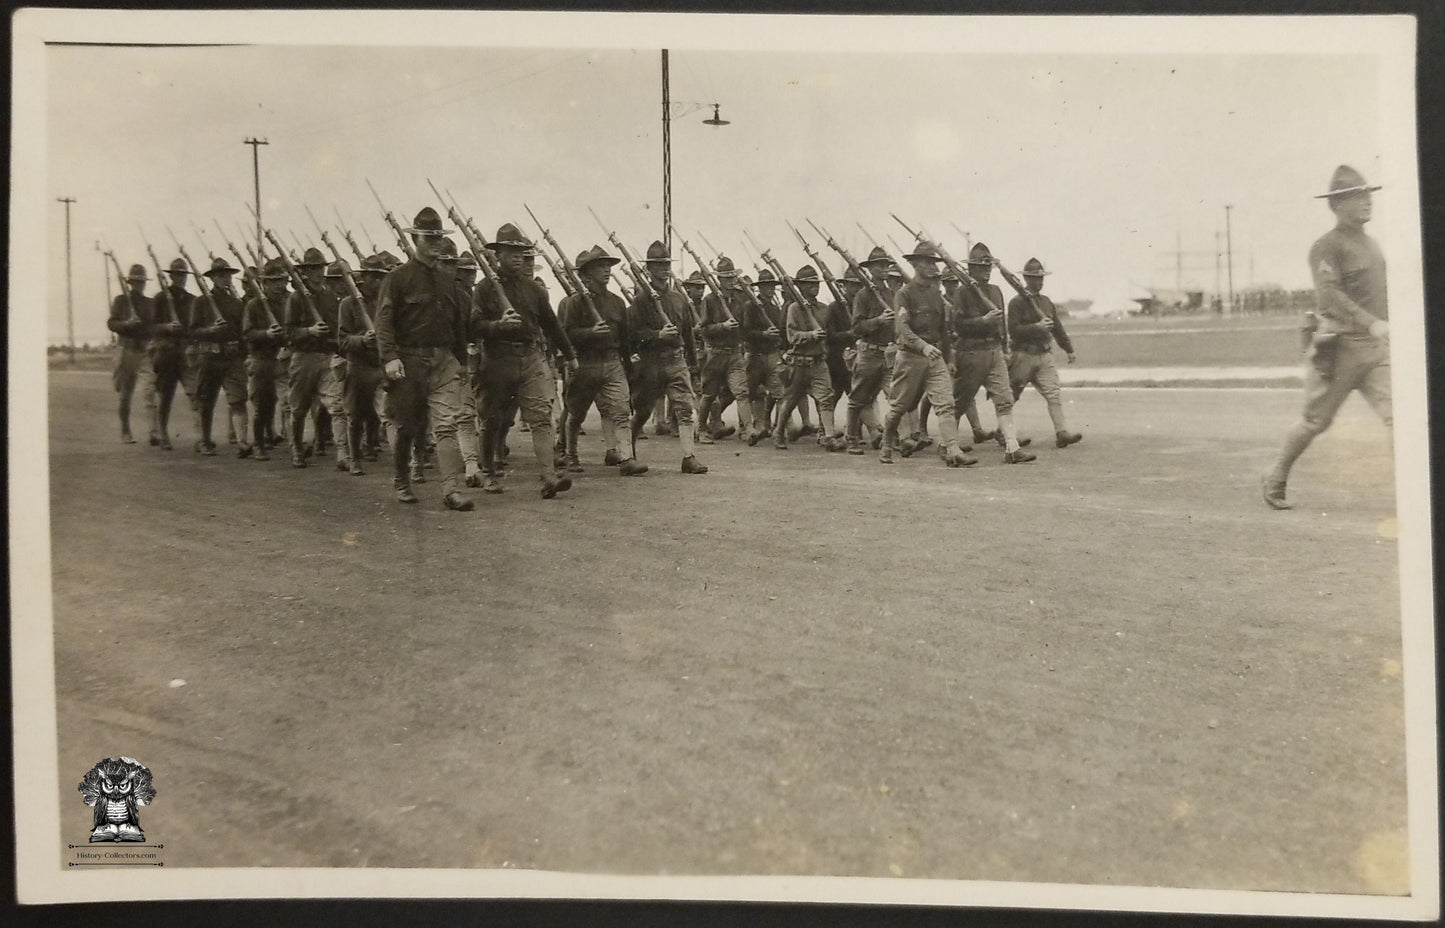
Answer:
xmin=103 ymin=249 xmax=141 ymax=327
xmin=218 ymin=220 xmax=280 ymax=328
xmin=428 ymin=181 xmax=525 ymax=334
xmin=308 ymin=206 xmax=375 ymax=332
xmin=524 ymin=203 xmax=592 ymax=309
xmin=748 ymin=231 xmax=828 ymax=350
xmin=262 ymin=226 xmax=325 ymax=332
xmin=698 ymin=229 xmax=773 ymax=328
xmin=140 ymin=229 xmax=184 ymax=332
xmin=668 ymin=224 xmax=737 ymax=327
xmin=992 ymin=258 xmax=1057 ymax=351
xmin=806 ymin=219 xmax=896 ymax=325
xmin=366 ymin=178 xmax=418 ymax=261
xmin=893 ymin=213 xmax=1011 ymax=354
xmin=588 ymin=207 xmax=670 ymax=333
xmin=789 ymin=222 xmax=849 ymax=311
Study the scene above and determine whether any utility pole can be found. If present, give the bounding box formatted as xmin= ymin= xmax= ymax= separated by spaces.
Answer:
xmin=1224 ymin=204 xmax=1235 ymax=316
xmin=661 ymin=50 xmax=671 ymax=253
xmin=57 ymin=196 xmax=76 ymax=362
xmin=244 ymin=137 xmax=269 ymax=256
xmin=1214 ymin=227 xmax=1222 ymax=314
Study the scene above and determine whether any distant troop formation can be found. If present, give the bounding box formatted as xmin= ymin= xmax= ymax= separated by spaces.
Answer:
xmin=104 ymin=195 xmax=1091 ymax=510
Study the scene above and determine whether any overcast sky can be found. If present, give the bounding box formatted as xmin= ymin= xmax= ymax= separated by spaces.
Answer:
xmin=39 ymin=19 xmax=1397 ymax=343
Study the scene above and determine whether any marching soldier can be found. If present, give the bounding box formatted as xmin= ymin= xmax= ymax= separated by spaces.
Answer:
xmin=743 ymin=267 xmax=788 ymax=445
xmin=105 ymin=263 xmax=157 ymax=444
xmin=952 ymin=243 xmax=1035 ymax=463
xmin=879 ymin=243 xmax=975 ymax=467
xmin=1006 ymin=257 xmax=1082 ymax=449
xmin=337 ymin=254 xmax=388 ymax=477
xmin=151 ymin=258 xmax=193 ymax=450
xmin=1262 ymin=165 xmax=1392 ymax=510
xmin=842 ymin=247 xmax=895 ymax=454
xmin=449 ymin=250 xmax=484 ymax=487
xmin=696 ymin=256 xmax=753 ymax=443
xmin=774 ymin=266 xmax=843 ymax=451
xmin=823 ymin=266 xmax=858 ymax=420
xmin=282 ymin=247 xmax=336 ymax=468
xmin=376 ymin=207 xmax=473 ymax=510
xmin=557 ymin=245 xmax=646 ymax=475
xmin=626 ymin=241 xmax=708 ymax=474
xmin=242 ymin=259 xmax=289 ymax=460
xmin=472 ymin=221 xmax=579 ymax=498
xmin=192 ymin=257 xmax=251 ymax=457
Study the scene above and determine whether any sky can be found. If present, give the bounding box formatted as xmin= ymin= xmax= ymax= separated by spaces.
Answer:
xmin=38 ymin=19 xmax=1396 ymax=344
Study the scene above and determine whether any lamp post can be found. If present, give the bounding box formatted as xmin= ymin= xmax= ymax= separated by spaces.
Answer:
xmin=661 ymin=50 xmax=728 ymax=252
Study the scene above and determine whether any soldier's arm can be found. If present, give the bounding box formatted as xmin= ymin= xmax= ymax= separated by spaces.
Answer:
xmin=469 ymin=280 xmax=510 ymax=340
xmin=243 ymin=301 xmax=272 ymax=346
xmin=851 ymin=291 xmax=890 ymax=337
xmin=1007 ymin=295 xmax=1050 ymax=342
xmin=558 ymin=294 xmax=599 ymax=346
xmin=283 ymin=292 xmax=310 ymax=344
xmin=698 ymin=296 xmax=731 ymax=337
xmin=951 ymin=292 xmax=998 ymax=337
xmin=785 ymin=302 xmax=811 ymax=347
xmin=336 ymin=298 xmax=368 ymax=353
xmin=535 ymin=288 xmax=576 ymax=362
xmin=676 ymin=294 xmax=698 ymax=369
xmin=1310 ymin=237 xmax=1382 ymax=333
xmin=107 ymin=296 xmax=139 ymax=335
xmin=1048 ymin=300 xmax=1075 ymax=354
xmin=892 ymin=292 xmax=927 ymax=353
xmin=628 ymin=295 xmax=663 ymax=348
xmin=374 ymin=273 xmax=401 ymax=364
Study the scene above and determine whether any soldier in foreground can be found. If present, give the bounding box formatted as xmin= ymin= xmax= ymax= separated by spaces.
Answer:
xmin=1007 ymin=257 xmax=1082 ymax=449
xmin=242 ymin=260 xmax=289 ymax=460
xmin=775 ymin=266 xmax=843 ymax=451
xmin=151 ymin=258 xmax=193 ymax=450
xmin=557 ymin=245 xmax=646 ymax=475
xmin=105 ymin=262 xmax=157 ymax=444
xmin=952 ymin=243 xmax=1034 ymax=463
xmin=878 ymin=243 xmax=975 ymax=467
xmin=742 ymin=268 xmax=788 ymax=445
xmin=843 ymin=248 xmax=896 ymax=455
xmin=192 ymin=257 xmax=251 ymax=457
xmin=473 ymin=222 xmax=579 ymax=498
xmin=626 ymin=242 xmax=708 ymax=474
xmin=1262 ymin=165 xmax=1392 ymax=510
xmin=697 ymin=256 xmax=752 ymax=443
xmin=376 ymin=207 xmax=473 ymax=510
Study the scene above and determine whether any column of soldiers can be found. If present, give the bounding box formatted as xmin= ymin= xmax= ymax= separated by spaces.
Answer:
xmin=108 ymin=207 xmax=1089 ymax=513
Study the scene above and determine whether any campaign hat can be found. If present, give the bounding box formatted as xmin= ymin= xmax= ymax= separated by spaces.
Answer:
xmin=486 ymin=222 xmax=533 ymax=250
xmin=714 ymin=255 xmax=740 ymax=278
xmin=904 ymin=242 xmax=943 ymax=263
xmin=296 ymin=247 xmax=327 ymax=268
xmin=378 ymin=250 xmax=403 ymax=270
xmin=325 ymin=259 xmax=350 ymax=278
xmin=967 ymin=242 xmax=994 ymax=266
xmin=457 ymin=250 xmax=480 ymax=271
xmin=644 ymin=240 xmax=674 ymax=264
xmin=1022 ymin=257 xmax=1051 ymax=277
xmin=203 ymin=256 xmax=240 ymax=277
xmin=794 ymin=265 xmax=820 ymax=283
xmin=166 ymin=258 xmax=189 ymax=276
xmin=755 ymin=268 xmax=779 ymax=286
xmin=683 ymin=270 xmax=706 ymax=288
xmin=576 ymin=245 xmax=622 ymax=270
xmin=839 ymin=265 xmax=864 ymax=285
xmin=359 ymin=254 xmax=390 ymax=275
xmin=862 ymin=246 xmax=892 ymax=267
xmin=1315 ymin=164 xmax=1381 ymax=199
xmin=437 ymin=238 xmax=459 ymax=262
xmin=404 ymin=206 xmax=454 ymax=236
xmin=261 ymin=257 xmax=289 ymax=280
xmin=125 ymin=264 xmax=148 ymax=282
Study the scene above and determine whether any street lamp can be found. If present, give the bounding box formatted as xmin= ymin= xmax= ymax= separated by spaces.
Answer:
xmin=661 ymin=50 xmax=729 ymax=252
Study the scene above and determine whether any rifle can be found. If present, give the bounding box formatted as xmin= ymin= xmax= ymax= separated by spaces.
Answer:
xmin=746 ymin=230 xmax=826 ymax=350
xmin=219 ymin=221 xmax=280 ymax=327
xmin=892 ymin=213 xmax=1012 ymax=353
xmin=438 ymin=185 xmax=507 ymax=280
xmin=856 ymin=222 xmax=911 ymax=282
xmin=697 ymin=229 xmax=771 ymax=328
xmin=332 ymin=207 xmax=370 ymax=263
xmin=139 ymin=229 xmax=183 ymax=329
xmin=788 ymin=222 xmax=849 ymax=310
xmin=103 ymin=249 xmax=141 ymax=325
xmin=190 ymin=221 xmax=218 ymax=262
xmin=262 ymin=225 xmax=324 ymax=326
xmin=610 ymin=268 xmax=635 ymax=302
xmin=167 ymin=227 xmax=222 ymax=343
xmin=805 ymin=219 xmax=896 ymax=322
xmin=668 ymin=224 xmax=737 ymax=325
xmin=524 ymin=203 xmax=593 ymax=311
xmin=427 ymin=180 xmax=524 ymax=326
xmin=587 ymin=207 xmax=670 ymax=332
xmin=366 ymin=178 xmax=418 ymax=261
xmin=308 ymin=205 xmax=374 ymax=331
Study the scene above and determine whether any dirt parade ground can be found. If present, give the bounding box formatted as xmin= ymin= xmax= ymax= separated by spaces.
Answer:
xmin=46 ymin=368 xmax=1406 ymax=895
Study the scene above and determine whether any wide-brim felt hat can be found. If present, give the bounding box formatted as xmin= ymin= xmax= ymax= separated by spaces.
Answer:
xmin=125 ymin=264 xmax=148 ymax=282
xmin=486 ymin=222 xmax=533 ymax=250
xmin=967 ymin=242 xmax=994 ymax=265
xmin=576 ymin=245 xmax=622 ymax=270
xmin=714 ymin=256 xmax=740 ymax=277
xmin=166 ymin=258 xmax=189 ymax=275
xmin=1315 ymin=164 xmax=1381 ymax=199
xmin=683 ymin=270 xmax=706 ymax=286
xmin=359 ymin=254 xmax=390 ymax=275
xmin=261 ymin=258 xmax=289 ymax=280
xmin=904 ymin=242 xmax=943 ymax=262
xmin=862 ymin=246 xmax=892 ymax=266
xmin=457 ymin=250 xmax=480 ymax=271
xmin=296 ymin=247 xmax=328 ymax=268
xmin=203 ymin=257 xmax=240 ymax=277
xmin=1022 ymin=257 xmax=1051 ymax=276
xmin=325 ymin=260 xmax=350 ymax=278
xmin=404 ymin=206 xmax=454 ymax=236
xmin=644 ymin=240 xmax=675 ymax=263
xmin=794 ymin=265 xmax=819 ymax=283
xmin=755 ymin=268 xmax=779 ymax=286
